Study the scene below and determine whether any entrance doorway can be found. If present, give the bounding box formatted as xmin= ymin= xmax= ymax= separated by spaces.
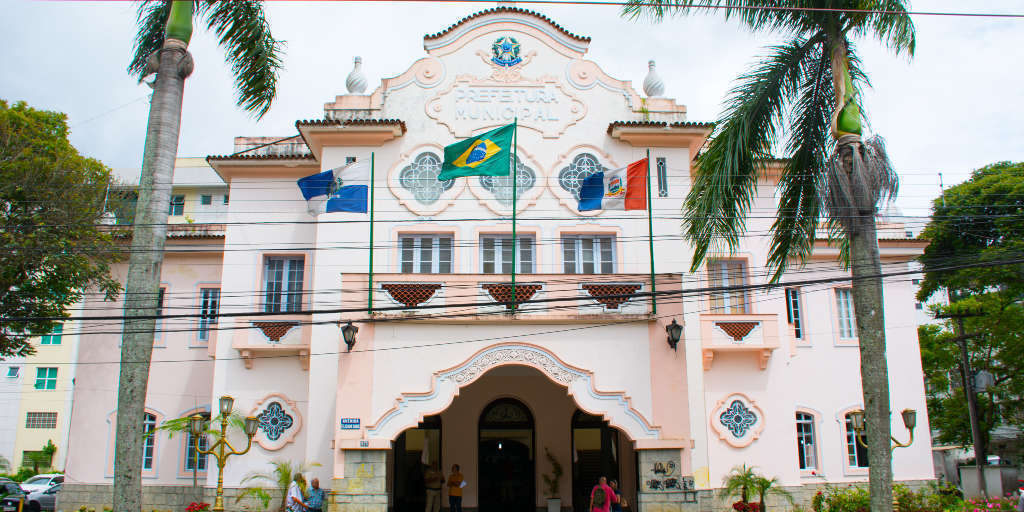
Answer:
xmin=572 ymin=410 xmax=621 ymax=512
xmin=478 ymin=398 xmax=535 ymax=512
xmin=393 ymin=415 xmax=442 ymax=512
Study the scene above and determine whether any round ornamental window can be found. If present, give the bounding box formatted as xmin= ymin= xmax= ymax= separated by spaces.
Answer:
xmin=399 ymin=152 xmax=454 ymax=205
xmin=558 ymin=153 xmax=607 ymax=200
xmin=479 ymin=157 xmax=536 ymax=206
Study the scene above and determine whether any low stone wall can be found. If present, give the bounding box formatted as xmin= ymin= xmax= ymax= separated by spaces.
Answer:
xmin=683 ymin=479 xmax=935 ymax=512
xmin=57 ymin=483 xmax=280 ymax=512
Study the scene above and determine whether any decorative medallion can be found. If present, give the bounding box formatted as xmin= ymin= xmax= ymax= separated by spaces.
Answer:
xmin=257 ymin=402 xmax=294 ymax=441
xmin=709 ymin=393 xmax=765 ymax=448
xmin=250 ymin=393 xmax=303 ymax=451
xmin=491 ymin=36 xmax=522 ymax=67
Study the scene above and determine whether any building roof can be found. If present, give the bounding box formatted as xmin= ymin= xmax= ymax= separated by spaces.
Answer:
xmin=425 ymin=7 xmax=591 ymax=43
xmin=206 ymin=153 xmax=316 ymax=162
xmin=295 ymin=118 xmax=407 ymax=132
xmin=606 ymin=121 xmax=715 ymax=134
xmin=113 ymin=158 xmax=227 ymax=188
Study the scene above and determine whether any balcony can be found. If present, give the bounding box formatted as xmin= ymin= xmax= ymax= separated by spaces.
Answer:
xmin=341 ymin=273 xmax=676 ymax=322
xmin=699 ymin=314 xmax=780 ymax=371
xmin=230 ymin=314 xmax=312 ymax=370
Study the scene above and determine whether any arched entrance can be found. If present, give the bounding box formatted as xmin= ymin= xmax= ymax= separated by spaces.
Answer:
xmin=393 ymin=415 xmax=442 ymax=512
xmin=478 ymin=398 xmax=535 ymax=512
xmin=572 ymin=410 xmax=623 ymax=512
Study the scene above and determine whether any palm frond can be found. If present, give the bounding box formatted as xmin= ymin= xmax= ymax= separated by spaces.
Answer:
xmin=861 ymin=0 xmax=916 ymax=57
xmin=127 ymin=0 xmax=174 ymax=79
xmin=685 ymin=35 xmax=821 ymax=271
xmin=198 ymin=0 xmax=284 ymax=118
xmin=765 ymin=35 xmax=831 ymax=282
xmin=622 ymin=0 xmax=805 ymax=33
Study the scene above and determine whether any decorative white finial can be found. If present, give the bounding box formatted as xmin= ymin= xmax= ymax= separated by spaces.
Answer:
xmin=643 ymin=60 xmax=664 ymax=98
xmin=346 ymin=56 xmax=367 ymax=94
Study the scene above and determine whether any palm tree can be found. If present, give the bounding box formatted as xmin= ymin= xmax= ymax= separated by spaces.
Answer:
xmin=753 ymin=475 xmax=794 ymax=512
xmin=237 ymin=459 xmax=321 ymax=512
xmin=114 ymin=2 xmax=282 ymax=510
xmin=721 ymin=464 xmax=759 ymax=504
xmin=622 ymin=3 xmax=914 ymax=511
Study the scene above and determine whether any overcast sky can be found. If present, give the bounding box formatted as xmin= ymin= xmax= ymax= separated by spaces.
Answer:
xmin=4 ymin=1 xmax=1023 ymax=220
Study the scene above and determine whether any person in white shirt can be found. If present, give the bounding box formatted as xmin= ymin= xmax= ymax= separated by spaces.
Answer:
xmin=287 ymin=473 xmax=309 ymax=512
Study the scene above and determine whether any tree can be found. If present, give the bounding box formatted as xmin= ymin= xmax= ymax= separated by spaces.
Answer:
xmin=114 ymin=2 xmax=283 ymax=510
xmin=917 ymin=161 xmax=1024 ymax=302
xmin=622 ymin=2 xmax=915 ymax=509
xmin=237 ymin=459 xmax=320 ymax=512
xmin=752 ymin=475 xmax=794 ymax=512
xmin=0 ymin=99 xmax=121 ymax=357
xmin=721 ymin=464 xmax=759 ymax=504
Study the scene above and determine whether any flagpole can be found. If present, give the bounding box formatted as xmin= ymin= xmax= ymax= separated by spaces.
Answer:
xmin=510 ymin=118 xmax=518 ymax=312
xmin=646 ymin=149 xmax=656 ymax=315
xmin=368 ymin=152 xmax=376 ymax=314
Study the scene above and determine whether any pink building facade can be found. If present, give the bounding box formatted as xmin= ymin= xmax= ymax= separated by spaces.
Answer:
xmin=62 ymin=8 xmax=934 ymax=512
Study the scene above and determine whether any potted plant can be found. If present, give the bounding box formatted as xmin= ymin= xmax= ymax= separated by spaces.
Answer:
xmin=541 ymin=447 xmax=564 ymax=512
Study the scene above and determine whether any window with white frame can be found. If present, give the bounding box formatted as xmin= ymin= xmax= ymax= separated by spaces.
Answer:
xmin=142 ymin=412 xmax=157 ymax=470
xmin=795 ymin=412 xmax=816 ymax=470
xmin=481 ymin=235 xmax=534 ymax=274
xmin=562 ymin=235 xmax=615 ymax=274
xmin=40 ymin=324 xmax=63 ymax=345
xmin=264 ymin=257 xmax=304 ymax=313
xmin=169 ymin=195 xmax=185 ymax=216
xmin=844 ymin=413 xmax=869 ymax=468
xmin=785 ymin=288 xmax=803 ymax=339
xmin=656 ymin=157 xmax=668 ymax=197
xmin=5 ymin=367 xmax=18 ymax=378
xmin=400 ymin=235 xmax=453 ymax=273
xmin=835 ymin=288 xmax=857 ymax=339
xmin=708 ymin=260 xmax=750 ymax=314
xmin=25 ymin=412 xmax=57 ymax=429
xmin=184 ymin=412 xmax=210 ymax=471
xmin=198 ymin=288 xmax=220 ymax=341
xmin=34 ymin=367 xmax=57 ymax=390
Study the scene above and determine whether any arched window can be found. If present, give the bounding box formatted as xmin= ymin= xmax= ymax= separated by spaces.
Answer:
xmin=844 ymin=413 xmax=869 ymax=468
xmin=795 ymin=412 xmax=816 ymax=470
xmin=558 ymin=153 xmax=607 ymax=200
xmin=185 ymin=412 xmax=210 ymax=472
xmin=142 ymin=412 xmax=157 ymax=470
xmin=399 ymin=152 xmax=454 ymax=205
xmin=479 ymin=157 xmax=536 ymax=206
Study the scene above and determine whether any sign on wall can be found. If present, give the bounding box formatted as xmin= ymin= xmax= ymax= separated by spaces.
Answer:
xmin=340 ymin=417 xmax=361 ymax=430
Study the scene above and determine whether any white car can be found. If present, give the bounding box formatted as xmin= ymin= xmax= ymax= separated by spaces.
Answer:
xmin=18 ymin=475 xmax=62 ymax=494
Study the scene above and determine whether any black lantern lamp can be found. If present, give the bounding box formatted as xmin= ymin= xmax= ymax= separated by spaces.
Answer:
xmin=342 ymin=322 xmax=359 ymax=352
xmin=665 ymin=319 xmax=683 ymax=350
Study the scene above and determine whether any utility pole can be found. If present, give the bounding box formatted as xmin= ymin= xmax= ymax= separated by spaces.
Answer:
xmin=935 ymin=309 xmax=987 ymax=497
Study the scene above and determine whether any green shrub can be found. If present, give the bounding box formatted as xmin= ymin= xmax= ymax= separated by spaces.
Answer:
xmin=893 ymin=482 xmax=963 ymax=512
xmin=956 ymin=497 xmax=1016 ymax=511
xmin=811 ymin=486 xmax=870 ymax=512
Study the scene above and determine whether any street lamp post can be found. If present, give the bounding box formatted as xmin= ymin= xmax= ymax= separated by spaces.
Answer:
xmin=190 ymin=396 xmax=260 ymax=512
xmin=849 ymin=408 xmax=917 ymax=451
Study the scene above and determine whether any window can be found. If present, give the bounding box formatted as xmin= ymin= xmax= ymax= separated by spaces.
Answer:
xmin=708 ymin=260 xmax=749 ymax=314
xmin=481 ymin=235 xmax=534 ymax=274
xmin=905 ymin=230 xmax=914 ymax=238
xmin=25 ymin=412 xmax=58 ymax=429
xmin=562 ymin=235 xmax=615 ymax=274
xmin=795 ymin=412 xmax=817 ymax=470
xmin=264 ymin=257 xmax=304 ymax=313
xmin=200 ymin=195 xmax=212 ymax=206
xmin=345 ymin=156 xmax=357 ymax=164
xmin=34 ymin=368 xmax=57 ymax=390
xmin=142 ymin=413 xmax=157 ymax=470
xmin=400 ymin=235 xmax=453 ymax=273
xmin=656 ymin=157 xmax=668 ymax=197
xmin=223 ymin=194 xmax=229 ymax=205
xmin=398 ymin=152 xmax=453 ymax=205
xmin=6 ymin=367 xmax=19 ymax=378
xmin=198 ymin=288 xmax=220 ymax=341
xmin=558 ymin=153 xmax=607 ymax=200
xmin=185 ymin=413 xmax=210 ymax=472
xmin=844 ymin=413 xmax=869 ymax=468
xmin=912 ymin=279 xmax=921 ymax=285
xmin=785 ymin=288 xmax=803 ymax=339
xmin=915 ymin=302 xmax=923 ymax=310
xmin=169 ymin=195 xmax=185 ymax=216
xmin=479 ymin=156 xmax=537 ymax=206
xmin=835 ymin=288 xmax=856 ymax=339
xmin=40 ymin=324 xmax=63 ymax=345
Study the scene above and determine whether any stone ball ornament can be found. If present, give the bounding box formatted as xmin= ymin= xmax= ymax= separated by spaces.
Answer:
xmin=643 ymin=59 xmax=665 ymax=98
xmin=346 ymin=56 xmax=368 ymax=94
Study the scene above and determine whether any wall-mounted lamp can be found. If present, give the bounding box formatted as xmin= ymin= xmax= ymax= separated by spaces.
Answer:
xmin=850 ymin=408 xmax=916 ymax=451
xmin=665 ymin=319 xmax=683 ymax=351
xmin=342 ymin=322 xmax=359 ymax=352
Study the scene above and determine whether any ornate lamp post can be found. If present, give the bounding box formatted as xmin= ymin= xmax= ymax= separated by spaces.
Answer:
xmin=850 ymin=408 xmax=916 ymax=451
xmin=190 ymin=395 xmax=260 ymax=512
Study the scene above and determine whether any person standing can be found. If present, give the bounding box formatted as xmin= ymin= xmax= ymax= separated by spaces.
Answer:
xmin=424 ymin=463 xmax=443 ymax=512
xmin=446 ymin=464 xmax=464 ymax=512
xmin=286 ymin=473 xmax=309 ymax=512
xmin=609 ymin=479 xmax=625 ymax=512
xmin=588 ymin=476 xmax=617 ymax=512
xmin=306 ymin=478 xmax=327 ymax=512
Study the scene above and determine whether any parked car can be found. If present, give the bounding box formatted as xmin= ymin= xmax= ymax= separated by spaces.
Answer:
xmin=0 ymin=483 xmax=25 ymax=512
xmin=24 ymin=483 xmax=59 ymax=512
xmin=18 ymin=475 xmax=62 ymax=494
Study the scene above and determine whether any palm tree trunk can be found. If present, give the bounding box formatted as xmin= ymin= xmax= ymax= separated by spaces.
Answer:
xmin=112 ymin=37 xmax=192 ymax=511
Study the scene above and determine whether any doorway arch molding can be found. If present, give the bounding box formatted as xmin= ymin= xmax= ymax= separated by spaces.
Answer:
xmin=365 ymin=342 xmax=661 ymax=441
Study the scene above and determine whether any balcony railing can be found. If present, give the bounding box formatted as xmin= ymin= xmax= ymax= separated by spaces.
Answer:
xmin=341 ymin=273 xmax=676 ymax=321
xmin=699 ymin=313 xmax=780 ymax=371
xmin=231 ymin=314 xmax=312 ymax=370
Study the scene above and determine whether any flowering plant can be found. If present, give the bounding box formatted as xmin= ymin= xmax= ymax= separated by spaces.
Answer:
xmin=186 ymin=502 xmax=211 ymax=512
xmin=732 ymin=501 xmax=761 ymax=512
xmin=957 ymin=497 xmax=1016 ymax=511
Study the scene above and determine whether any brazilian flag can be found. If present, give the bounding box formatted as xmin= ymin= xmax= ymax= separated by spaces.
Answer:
xmin=438 ymin=123 xmax=515 ymax=180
